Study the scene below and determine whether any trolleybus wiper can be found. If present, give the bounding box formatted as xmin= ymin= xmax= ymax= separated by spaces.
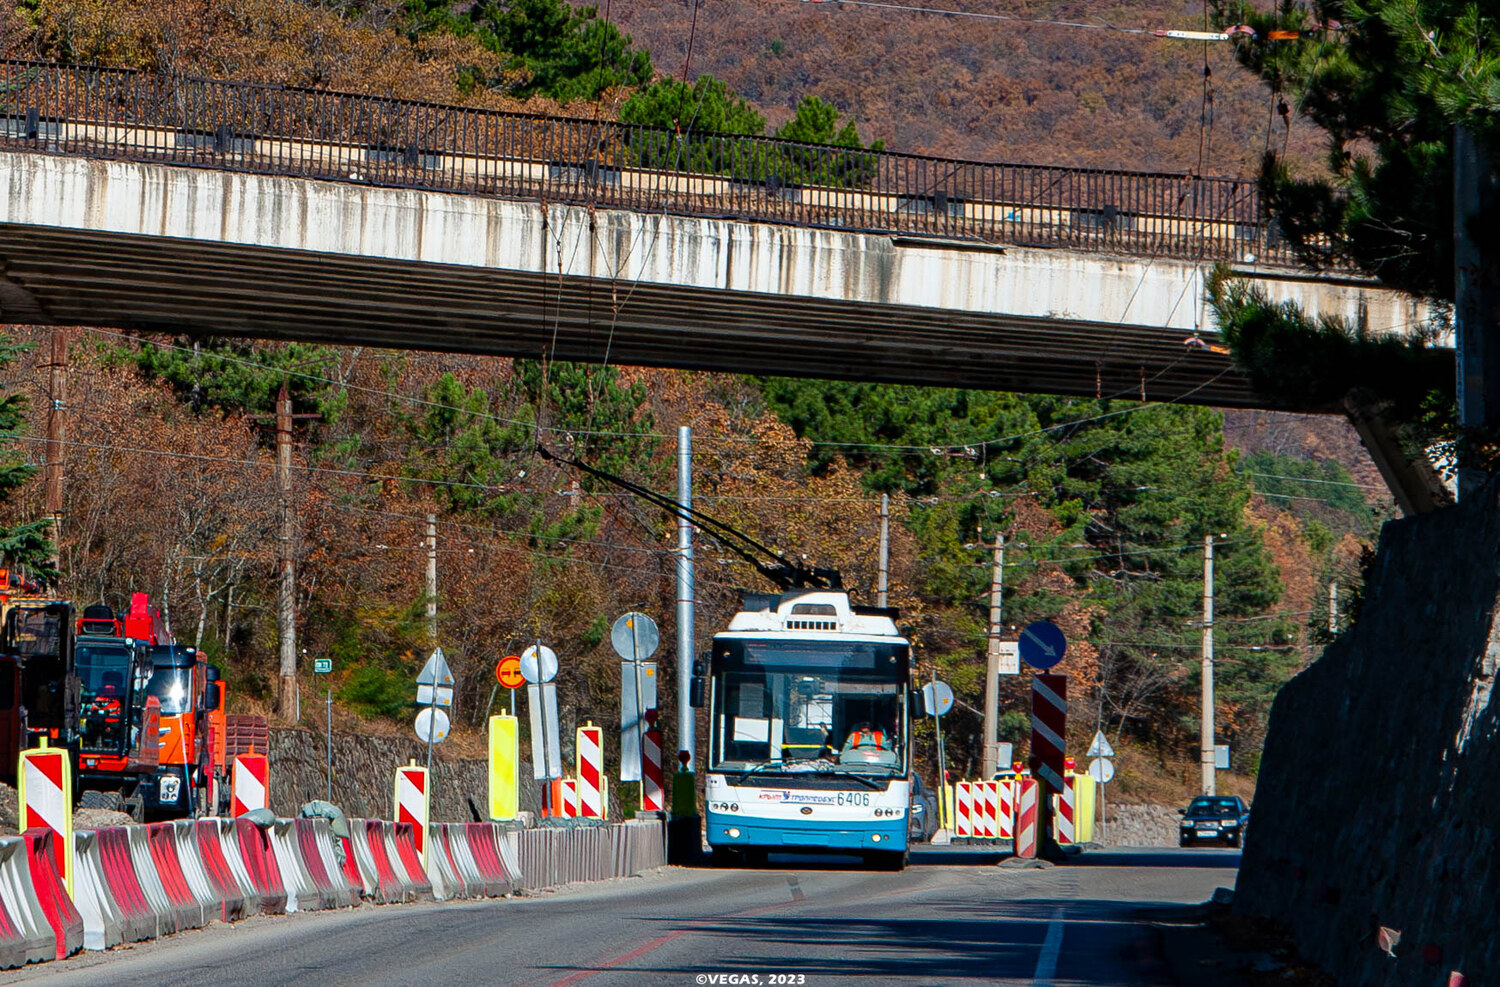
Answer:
xmin=731 ymin=759 xmax=785 ymax=785
xmin=822 ymin=767 xmax=883 ymax=790
xmin=537 ymin=445 xmax=842 ymax=591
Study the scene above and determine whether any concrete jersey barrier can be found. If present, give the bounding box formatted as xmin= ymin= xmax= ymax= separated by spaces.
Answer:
xmin=266 ymin=819 xmax=320 ymax=913
xmin=188 ymin=820 xmax=250 ymax=922
xmin=386 ymin=822 xmax=434 ymax=901
xmin=0 ymin=836 xmax=54 ymax=968
xmin=292 ymin=818 xmax=358 ymax=910
xmin=232 ymin=818 xmax=289 ymax=916
xmin=71 ymin=830 xmax=124 ymax=951
xmin=93 ymin=827 xmax=161 ymax=941
xmin=21 ymin=829 xmax=83 ymax=960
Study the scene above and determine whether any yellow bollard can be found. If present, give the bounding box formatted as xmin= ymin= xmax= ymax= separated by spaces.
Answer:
xmin=488 ymin=715 xmax=519 ymax=820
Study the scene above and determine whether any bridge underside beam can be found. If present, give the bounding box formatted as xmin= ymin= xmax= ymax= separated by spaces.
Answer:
xmin=0 ymin=223 xmax=1264 ymax=406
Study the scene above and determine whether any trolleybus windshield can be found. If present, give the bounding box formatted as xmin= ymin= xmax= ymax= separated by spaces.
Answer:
xmin=709 ymin=639 xmax=908 ymax=776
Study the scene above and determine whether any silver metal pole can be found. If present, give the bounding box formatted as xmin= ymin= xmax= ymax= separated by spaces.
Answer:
xmin=982 ymin=533 xmax=1004 ymax=777
xmin=325 ymin=688 xmax=333 ymax=802
xmin=676 ymin=427 xmax=696 ymax=769
xmin=1201 ymin=534 xmax=1216 ymax=796
xmin=1329 ymin=579 xmax=1339 ymax=634
xmin=877 ymin=493 xmax=890 ymax=608
xmin=425 ymin=514 xmax=438 ymax=645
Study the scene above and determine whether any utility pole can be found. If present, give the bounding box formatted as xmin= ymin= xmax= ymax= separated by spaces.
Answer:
xmin=1328 ymin=579 xmax=1338 ymax=635
xmin=275 ymin=383 xmax=298 ymax=723
xmin=1454 ymin=125 xmax=1500 ymax=499
xmin=1200 ymin=534 xmax=1215 ymax=796
xmin=426 ymin=513 xmax=438 ymax=646
xmin=43 ymin=328 xmax=68 ymax=568
xmin=675 ymin=426 xmax=695 ymax=769
xmin=876 ymin=493 xmax=890 ymax=608
xmin=982 ymin=532 xmax=1005 ymax=778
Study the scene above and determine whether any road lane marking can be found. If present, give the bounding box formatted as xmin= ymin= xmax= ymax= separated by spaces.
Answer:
xmin=1032 ymin=907 xmax=1065 ymax=986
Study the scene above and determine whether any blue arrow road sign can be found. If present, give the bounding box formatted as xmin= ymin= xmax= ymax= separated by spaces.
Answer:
xmin=1018 ymin=620 xmax=1067 ymax=670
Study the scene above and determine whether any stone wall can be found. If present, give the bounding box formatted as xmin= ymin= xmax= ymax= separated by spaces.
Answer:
xmin=267 ymin=727 xmax=544 ymax=823
xmin=1237 ymin=480 xmax=1500 ymax=984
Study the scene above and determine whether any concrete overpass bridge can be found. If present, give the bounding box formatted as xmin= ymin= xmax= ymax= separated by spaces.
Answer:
xmin=0 ymin=60 xmax=1434 ymax=409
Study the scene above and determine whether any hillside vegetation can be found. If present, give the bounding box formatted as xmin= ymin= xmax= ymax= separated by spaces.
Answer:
xmin=0 ymin=0 xmax=1384 ymax=794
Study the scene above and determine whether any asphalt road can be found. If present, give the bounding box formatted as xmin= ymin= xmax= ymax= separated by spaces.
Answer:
xmin=2 ymin=846 xmax=1239 ymax=986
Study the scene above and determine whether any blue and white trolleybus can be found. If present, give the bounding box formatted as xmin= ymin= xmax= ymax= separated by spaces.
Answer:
xmin=697 ymin=589 xmax=913 ymax=869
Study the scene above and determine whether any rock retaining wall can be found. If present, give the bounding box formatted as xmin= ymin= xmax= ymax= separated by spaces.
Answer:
xmin=267 ymin=727 xmax=545 ymax=823
xmin=1237 ymin=480 xmax=1500 ymax=984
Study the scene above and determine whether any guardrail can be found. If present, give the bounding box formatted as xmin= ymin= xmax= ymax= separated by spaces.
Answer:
xmin=0 ymin=59 xmax=1292 ymax=265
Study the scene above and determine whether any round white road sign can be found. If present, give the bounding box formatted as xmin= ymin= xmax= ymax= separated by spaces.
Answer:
xmin=415 ymin=707 xmax=451 ymax=744
xmin=520 ymin=644 xmax=559 ymax=684
xmin=1087 ymin=757 xmax=1115 ymax=783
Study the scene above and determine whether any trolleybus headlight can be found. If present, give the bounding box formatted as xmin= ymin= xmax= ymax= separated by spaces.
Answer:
xmin=728 ymin=828 xmax=741 ymax=839
xmin=871 ymin=834 xmax=883 ymax=842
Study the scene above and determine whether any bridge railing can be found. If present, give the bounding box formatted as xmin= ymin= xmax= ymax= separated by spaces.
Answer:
xmin=0 ymin=59 xmax=1293 ymax=264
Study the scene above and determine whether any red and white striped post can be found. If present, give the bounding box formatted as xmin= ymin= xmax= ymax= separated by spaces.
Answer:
xmin=576 ymin=722 xmax=604 ymax=819
xmin=641 ymin=709 xmax=665 ymax=812
xmin=232 ymin=752 xmax=269 ymax=817
xmin=1030 ymin=673 xmax=1067 ymax=854
xmin=1014 ymin=776 xmax=1040 ymax=858
xmin=18 ymin=739 xmax=73 ymax=895
xmin=560 ymin=779 xmax=580 ymax=818
xmin=393 ymin=760 xmax=429 ymax=864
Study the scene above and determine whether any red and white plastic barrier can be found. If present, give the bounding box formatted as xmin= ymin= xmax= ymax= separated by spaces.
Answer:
xmin=231 ymin=753 xmax=269 ymax=818
xmin=423 ymin=824 xmax=467 ymax=901
xmin=266 ymin=819 xmax=320 ymax=913
xmin=293 ymin=818 xmax=359 ymax=910
xmin=19 ymin=830 xmax=81 ymax=961
xmin=232 ymin=818 xmax=288 ymax=916
xmin=1014 ymin=777 xmax=1040 ymax=859
xmin=576 ymin=724 xmax=604 ymax=819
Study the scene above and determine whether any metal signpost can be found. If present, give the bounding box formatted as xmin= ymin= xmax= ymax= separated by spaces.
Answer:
xmin=315 ymin=657 xmax=333 ymax=801
xmin=415 ymin=648 xmax=454 ymax=774
xmin=1087 ymin=729 xmax=1115 ymax=845
xmin=612 ymin=612 xmax=660 ymax=783
xmin=923 ymin=678 xmax=954 ymax=836
xmin=522 ymin=642 xmax=562 ymax=815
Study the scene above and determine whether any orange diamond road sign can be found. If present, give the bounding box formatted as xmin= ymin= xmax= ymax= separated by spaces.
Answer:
xmin=497 ymin=655 xmax=525 ymax=689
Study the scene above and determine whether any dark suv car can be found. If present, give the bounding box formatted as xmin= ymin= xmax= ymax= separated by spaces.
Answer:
xmin=1178 ymin=795 xmax=1250 ymax=847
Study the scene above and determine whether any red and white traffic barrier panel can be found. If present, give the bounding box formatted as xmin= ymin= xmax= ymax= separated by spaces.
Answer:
xmin=393 ymin=762 xmax=429 ymax=862
xmin=641 ymin=721 xmax=665 ymax=812
xmin=292 ymin=818 xmax=358 ymax=909
xmin=1056 ymin=771 xmax=1077 ymax=845
xmin=998 ymin=778 xmax=1016 ymax=840
xmin=232 ymin=753 xmax=270 ymax=817
xmin=576 ymin=724 xmax=604 ymax=819
xmin=954 ymin=781 xmax=973 ymax=840
xmin=179 ymin=820 xmax=246 ymax=924
xmin=17 ymin=742 xmax=72 ymax=895
xmin=266 ymin=819 xmax=321 ymax=913
xmin=1014 ymin=777 xmax=1040 ymax=859
xmin=977 ymin=781 xmax=998 ymax=840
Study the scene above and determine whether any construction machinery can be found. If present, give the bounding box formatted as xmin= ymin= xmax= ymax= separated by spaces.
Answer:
xmin=142 ymin=644 xmax=230 ymax=817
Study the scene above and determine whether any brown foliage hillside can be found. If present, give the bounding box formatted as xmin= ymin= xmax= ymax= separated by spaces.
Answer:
xmin=606 ymin=0 xmax=1326 ymax=175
